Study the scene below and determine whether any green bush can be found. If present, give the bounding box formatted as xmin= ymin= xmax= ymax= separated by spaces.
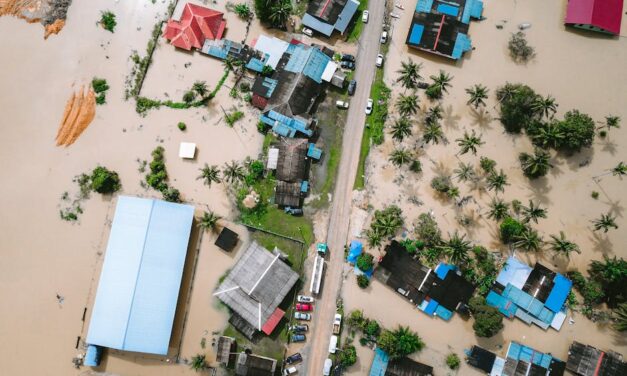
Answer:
xmin=500 ymin=217 xmax=525 ymax=243
xmin=468 ymin=296 xmax=503 ymax=337
xmin=357 ymin=274 xmax=370 ymax=288
xmin=399 ymin=239 xmax=424 ymax=255
xmin=377 ymin=327 xmax=424 ymax=359
xmin=183 ymin=90 xmax=196 ymax=104
xmin=496 ymin=83 xmax=537 ymax=133
xmin=339 ymin=345 xmax=357 ymax=367
xmin=95 ymin=93 xmax=106 ymax=105
xmin=479 ymin=156 xmax=497 ymax=174
xmin=446 ymin=353 xmax=460 ymax=370
xmin=556 ymin=110 xmax=595 ymax=152
xmin=100 ymin=11 xmax=116 ymax=32
xmin=90 ymin=166 xmax=121 ymax=194
xmin=225 ymin=111 xmax=244 ymax=126
xmin=92 ymin=78 xmax=109 ymax=93
xmin=591 ymin=191 xmax=599 ymax=199
xmin=177 ymin=122 xmax=187 ymax=131
xmin=364 ymin=320 xmax=381 ymax=337
xmin=409 ymin=160 xmax=422 ymax=173
xmin=356 ymin=253 xmax=374 ymax=272
xmin=414 ymin=213 xmax=442 ymax=247
xmin=430 ymin=175 xmax=452 ymax=193
xmin=162 ymin=187 xmax=181 ymax=203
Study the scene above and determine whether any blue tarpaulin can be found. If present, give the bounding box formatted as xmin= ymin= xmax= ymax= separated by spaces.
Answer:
xmin=369 ymin=348 xmax=390 ymax=376
xmin=307 ymin=143 xmax=322 ymax=160
xmin=354 ymin=265 xmax=374 ymax=278
xmin=408 ymin=24 xmax=425 ymax=45
xmin=84 ymin=345 xmax=103 ymax=367
xmin=86 ymin=196 xmax=194 ymax=355
xmin=435 ymin=305 xmax=453 ymax=320
xmin=435 ymin=263 xmax=455 ymax=280
xmin=545 ymin=274 xmax=572 ymax=312
xmin=347 ymin=241 xmax=363 ymax=264
xmin=423 ymin=299 xmax=439 ymax=315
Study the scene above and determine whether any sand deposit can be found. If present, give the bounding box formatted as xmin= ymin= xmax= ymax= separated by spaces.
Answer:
xmin=55 ymin=85 xmax=96 ymax=146
xmin=0 ymin=0 xmax=71 ymax=37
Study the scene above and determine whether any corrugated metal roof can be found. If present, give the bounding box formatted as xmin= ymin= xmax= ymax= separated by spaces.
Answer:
xmin=86 ymin=196 xmax=194 ymax=355
xmin=334 ymin=0 xmax=360 ymax=34
xmin=302 ymin=14 xmax=335 ymax=36
xmin=544 ymin=273 xmax=572 ymax=313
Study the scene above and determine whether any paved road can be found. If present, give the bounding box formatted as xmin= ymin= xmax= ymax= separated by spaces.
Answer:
xmin=305 ymin=3 xmax=386 ymax=375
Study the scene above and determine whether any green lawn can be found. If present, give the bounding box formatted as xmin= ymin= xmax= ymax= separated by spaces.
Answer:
xmin=347 ymin=0 xmax=370 ymax=42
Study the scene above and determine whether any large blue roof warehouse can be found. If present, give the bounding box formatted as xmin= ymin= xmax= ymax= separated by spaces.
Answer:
xmin=86 ymin=196 xmax=194 ymax=356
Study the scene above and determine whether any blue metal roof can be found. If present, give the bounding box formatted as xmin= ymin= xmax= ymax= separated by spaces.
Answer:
xmin=302 ymin=14 xmax=335 ymax=37
xmin=452 ymin=33 xmax=472 ymax=60
xmin=334 ymin=0 xmax=360 ymax=34
xmin=284 ymin=46 xmax=331 ymax=83
xmin=435 ymin=263 xmax=455 ymax=280
xmin=369 ymin=348 xmax=390 ymax=376
xmin=86 ymin=196 xmax=194 ymax=355
xmin=437 ymin=3 xmax=459 ymax=17
xmin=307 ymin=143 xmax=322 ymax=160
xmin=545 ymin=274 xmax=572 ymax=312
xmin=408 ymin=24 xmax=425 ymax=45
xmin=416 ymin=0 xmax=434 ymax=13
xmin=246 ymin=58 xmax=266 ymax=73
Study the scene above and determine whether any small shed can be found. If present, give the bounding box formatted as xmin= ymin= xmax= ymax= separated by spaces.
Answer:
xmin=216 ymin=336 xmax=236 ymax=365
xmin=267 ymin=147 xmax=279 ymax=170
xmin=179 ymin=142 xmax=196 ymax=159
xmin=275 ymin=181 xmax=302 ymax=207
xmin=215 ymin=227 xmax=239 ymax=252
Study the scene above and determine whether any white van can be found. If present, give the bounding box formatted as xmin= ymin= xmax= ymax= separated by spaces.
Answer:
xmin=323 ymin=359 xmax=333 ymax=375
xmin=328 ymin=335 xmax=338 ymax=354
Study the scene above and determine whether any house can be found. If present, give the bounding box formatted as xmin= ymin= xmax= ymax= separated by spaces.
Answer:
xmin=215 ymin=242 xmax=299 ymax=336
xmin=275 ymin=181 xmax=303 ymax=207
xmin=276 ymin=138 xmax=308 ymax=182
xmin=486 ymin=256 xmax=572 ymax=331
xmin=84 ymin=197 xmax=195 ymax=365
xmin=369 ymin=348 xmax=434 ymax=376
xmin=374 ymin=241 xmax=474 ymax=320
xmin=406 ymin=0 xmax=484 ymax=59
xmin=163 ymin=2 xmax=226 ymax=50
xmin=565 ymin=0 xmax=624 ymax=35
xmin=216 ymin=336 xmax=236 ymax=365
xmin=302 ymin=0 xmax=360 ymax=37
xmin=466 ymin=342 xmax=566 ymax=376
xmin=566 ymin=341 xmax=626 ymax=376
xmin=235 ymin=352 xmax=277 ymax=376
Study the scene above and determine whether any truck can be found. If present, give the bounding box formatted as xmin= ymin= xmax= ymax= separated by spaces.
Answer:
xmin=332 ymin=313 xmax=342 ymax=335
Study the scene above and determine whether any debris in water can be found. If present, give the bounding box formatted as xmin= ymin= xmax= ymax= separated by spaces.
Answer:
xmin=518 ymin=22 xmax=531 ymax=30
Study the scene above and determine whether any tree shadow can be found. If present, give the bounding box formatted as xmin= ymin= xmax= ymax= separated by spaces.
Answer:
xmin=599 ymin=138 xmax=619 ymax=156
xmin=526 ymin=178 xmax=553 ymax=206
xmin=548 ymin=156 xmax=565 ymax=179
xmin=469 ymin=107 xmax=494 ymax=129
xmin=559 ymin=147 xmax=595 ymax=172
xmin=600 ymin=197 xmax=625 ymax=219
xmin=588 ymin=231 xmax=614 ymax=255
xmin=442 ymin=104 xmax=461 ymax=130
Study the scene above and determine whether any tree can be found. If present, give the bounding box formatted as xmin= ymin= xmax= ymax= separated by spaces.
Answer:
xmin=611 ymin=162 xmax=627 ymax=178
xmin=531 ymin=95 xmax=558 ymax=119
xmin=396 ymin=93 xmax=419 ymax=117
xmin=378 ymin=327 xmax=424 ymax=359
xmin=529 ymin=121 xmax=564 ymax=149
xmin=365 ymin=320 xmax=381 ymax=337
xmin=468 ymin=296 xmax=503 ymax=337
xmin=588 ymin=256 xmax=627 ymax=307
xmin=356 ymin=274 xmax=369 ymax=288
xmin=487 ymin=198 xmax=509 ymax=221
xmin=513 ymin=227 xmax=543 ymax=252
xmin=441 ymin=231 xmax=471 ymax=265
xmin=431 ymin=175 xmax=453 ymax=194
xmin=425 ymin=105 xmax=443 ymax=125
xmin=192 ymin=81 xmax=208 ymax=98
xmin=396 ymin=59 xmax=423 ymax=90
xmin=602 ymin=115 xmax=621 ymax=132
xmin=486 ymin=170 xmax=509 ymax=193
xmin=592 ymin=213 xmax=618 ymax=233
xmin=456 ymin=130 xmax=484 ymax=155
xmin=198 ymin=211 xmax=221 ymax=232
xmin=414 ymin=213 xmax=442 ymax=247
xmin=370 ymin=205 xmax=404 ymax=238
xmin=496 ymin=83 xmax=537 ymax=133
xmin=613 ymin=302 xmax=627 ymax=331
xmin=197 ymin=164 xmax=221 ymax=186
xmin=190 ymin=354 xmax=208 ymax=371
xmin=233 ymin=3 xmax=253 ymax=20
xmin=389 ymin=148 xmax=412 ymax=167
xmin=508 ymin=31 xmax=534 ymax=63
xmin=479 ymin=156 xmax=497 ymax=174
xmin=222 ymin=160 xmax=246 ymax=184
xmin=356 ymin=253 xmax=375 ymax=272
xmin=556 ymin=110 xmax=596 ymax=152
xmin=521 ymin=200 xmax=547 ymax=224
xmin=100 ymin=10 xmax=117 ymax=32
xmin=519 ymin=148 xmax=553 ymax=178
xmin=446 ymin=353 xmax=461 ymax=370
xmin=183 ymin=90 xmax=196 ymax=104
xmin=366 ymin=228 xmax=384 ymax=248
xmin=254 ymin=0 xmax=271 ymax=23
xmin=268 ymin=0 xmax=292 ymax=27
xmin=347 ymin=310 xmax=365 ymax=328
xmin=390 ymin=117 xmax=412 ymax=141
xmin=466 ymin=84 xmax=489 ymax=109
xmin=90 ymin=166 xmax=121 ymax=194
xmin=549 ymin=231 xmax=580 ymax=258
xmin=426 ymin=70 xmax=453 ymax=100
xmin=500 ymin=217 xmax=525 ymax=243
xmin=454 ymin=162 xmax=475 ymax=182
xmin=423 ymin=123 xmax=444 ymax=145
xmin=339 ymin=345 xmax=357 ymax=366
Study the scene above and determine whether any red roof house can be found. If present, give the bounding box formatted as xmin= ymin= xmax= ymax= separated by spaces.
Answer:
xmin=163 ymin=3 xmax=226 ymax=50
xmin=564 ymin=0 xmax=623 ymax=35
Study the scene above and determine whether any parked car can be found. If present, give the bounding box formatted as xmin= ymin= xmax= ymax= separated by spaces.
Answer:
xmin=285 ymin=206 xmax=303 ymax=216
xmin=340 ymin=61 xmax=355 ymax=70
xmin=291 ymin=334 xmax=306 ymax=342
xmin=362 ymin=10 xmax=369 ymax=23
xmin=328 ymin=335 xmax=338 ymax=353
xmin=285 ymin=353 xmax=303 ymax=365
xmin=296 ymin=303 xmax=313 ymax=311
xmin=297 ymin=295 xmax=315 ymax=303
xmin=283 ymin=366 xmax=298 ymax=375
xmin=335 ymin=100 xmax=349 ymax=109
xmin=365 ymin=98 xmax=373 ymax=115
xmin=302 ymin=27 xmax=313 ymax=37
xmin=290 ymin=324 xmax=309 ymax=332
xmin=347 ymin=80 xmax=357 ymax=96
xmin=323 ymin=359 xmax=333 ymax=376
xmin=294 ymin=312 xmax=311 ymax=320
xmin=380 ymin=31 xmax=388 ymax=44
xmin=376 ymin=53 xmax=384 ymax=67
xmin=341 ymin=54 xmax=355 ymax=62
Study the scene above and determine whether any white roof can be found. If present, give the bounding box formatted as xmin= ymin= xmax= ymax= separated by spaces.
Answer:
xmin=267 ymin=147 xmax=279 ymax=169
xmin=321 ymin=61 xmax=338 ymax=82
xmin=253 ymin=35 xmax=289 ymax=69
xmin=179 ymin=142 xmax=196 ymax=159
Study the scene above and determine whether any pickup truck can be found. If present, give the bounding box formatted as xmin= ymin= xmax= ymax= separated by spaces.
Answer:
xmin=332 ymin=313 xmax=342 ymax=335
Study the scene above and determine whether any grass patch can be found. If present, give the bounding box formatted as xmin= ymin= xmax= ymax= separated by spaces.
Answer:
xmin=354 ymin=126 xmax=371 ymax=190
xmin=347 ymin=0 xmax=369 ymax=42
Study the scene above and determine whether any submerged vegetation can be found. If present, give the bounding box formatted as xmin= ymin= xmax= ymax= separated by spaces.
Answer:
xmin=91 ymin=78 xmax=109 ymax=105
xmin=145 ymin=146 xmax=181 ymax=202
xmin=99 ymin=10 xmax=116 ymax=33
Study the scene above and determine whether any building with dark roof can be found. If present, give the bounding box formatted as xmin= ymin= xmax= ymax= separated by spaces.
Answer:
xmin=216 ymin=336 xmax=236 ymax=365
xmin=235 ymin=352 xmax=277 ymax=376
xmin=466 ymin=342 xmax=565 ymax=376
xmin=163 ymin=3 xmax=226 ymax=50
xmin=215 ymin=242 xmax=298 ymax=336
xmin=215 ymin=227 xmax=239 ymax=252
xmin=565 ymin=0 xmax=623 ymax=35
xmin=406 ymin=0 xmax=484 ymax=59
xmin=374 ymin=240 xmax=431 ymax=303
xmin=466 ymin=345 xmax=500 ymax=374
xmin=302 ymin=0 xmax=360 ymax=37
xmin=369 ymin=348 xmax=434 ymax=376
xmin=276 ymin=138 xmax=309 ymax=182
xmin=566 ymin=341 xmax=626 ymax=376
xmin=275 ymin=181 xmax=302 ymax=207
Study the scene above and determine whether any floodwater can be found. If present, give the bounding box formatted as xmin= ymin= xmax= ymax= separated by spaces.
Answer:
xmin=344 ymin=0 xmax=627 ymax=372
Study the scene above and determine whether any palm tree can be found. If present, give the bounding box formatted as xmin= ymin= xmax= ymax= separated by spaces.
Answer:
xmin=614 ymin=302 xmax=627 ymax=332
xmin=367 ymin=228 xmax=384 ymax=248
xmin=197 ymin=164 xmax=221 ymax=186
xmin=602 ymin=115 xmax=621 ymax=131
xmin=198 ymin=211 xmax=222 ymax=232
xmin=389 ymin=148 xmax=412 ymax=166
xmin=192 ymin=81 xmax=208 ymax=97
xmin=513 ymin=227 xmax=543 ymax=252
xmin=396 ymin=93 xmax=419 ymax=117
xmin=454 ymin=162 xmax=475 ymax=182
xmin=521 ymin=200 xmax=547 ymax=224
xmin=423 ymin=123 xmax=444 ymax=145
xmin=531 ymin=95 xmax=558 ymax=119
xmin=222 ymin=160 xmax=245 ymax=183
xmin=456 ymin=130 xmax=484 ymax=155
xmin=425 ymin=105 xmax=443 ymax=126
xmin=496 ymin=83 xmax=519 ymax=104
xmin=268 ymin=1 xmax=292 ymax=27
xmin=390 ymin=117 xmax=412 ymax=142
xmin=549 ymin=231 xmax=580 ymax=258
xmin=390 ymin=326 xmax=424 ymax=357
xmin=592 ymin=213 xmax=618 ymax=233
xmin=440 ymin=231 xmax=471 ymax=265
xmin=487 ymin=198 xmax=510 ymax=221
xmin=486 ymin=170 xmax=509 ymax=193
xmin=223 ymin=55 xmax=235 ymax=71
xmin=396 ymin=60 xmax=423 ymax=90
xmin=519 ymin=148 xmax=553 ymax=179
xmin=427 ymin=70 xmax=453 ymax=99
xmin=465 ymin=84 xmax=489 ymax=109
xmin=190 ymin=354 xmax=208 ymax=371
xmin=447 ymin=186 xmax=460 ymax=200
xmin=611 ymin=161 xmax=627 ymax=178
xmin=531 ymin=121 xmax=564 ymax=149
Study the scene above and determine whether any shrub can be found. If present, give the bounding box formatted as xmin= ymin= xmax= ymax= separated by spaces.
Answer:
xmin=356 ymin=253 xmax=374 ymax=272
xmin=479 ymin=156 xmax=497 ymax=174
xmin=599 ymin=130 xmax=607 ymax=138
xmin=100 ymin=11 xmax=116 ymax=32
xmin=95 ymin=93 xmax=106 ymax=105
xmin=496 ymin=83 xmax=537 ymax=133
xmin=357 ymin=274 xmax=370 ymax=288
xmin=508 ymin=32 xmax=534 ymax=63
xmin=591 ymin=191 xmax=599 ymax=199
xmin=226 ymin=111 xmax=244 ymax=126
xmin=233 ymin=3 xmax=252 ymax=20
xmin=257 ymin=121 xmax=267 ymax=133
xmin=409 ymin=160 xmax=422 ymax=173
xmin=556 ymin=110 xmax=595 ymax=152
xmin=399 ymin=239 xmax=424 ymax=255
xmin=347 ymin=310 xmax=365 ymax=328
xmin=239 ymin=81 xmax=251 ymax=92
xmin=446 ymin=353 xmax=460 ymax=370
xmin=338 ymin=345 xmax=357 ymax=366
xmin=90 ymin=166 xmax=121 ymax=194
xmin=414 ymin=213 xmax=442 ymax=247
xmin=162 ymin=187 xmax=181 ymax=203
xmin=430 ymin=175 xmax=452 ymax=193
xmin=178 ymin=122 xmax=186 ymax=131
xmin=500 ymin=217 xmax=525 ymax=243
xmin=469 ymin=296 xmax=503 ymax=337
xmin=377 ymin=327 xmax=424 ymax=359
xmin=92 ymin=78 xmax=109 ymax=93
xmin=243 ymin=93 xmax=252 ymax=103
xmin=183 ymin=90 xmax=196 ymax=104
xmin=261 ymin=65 xmax=274 ymax=76
xmin=364 ymin=320 xmax=381 ymax=337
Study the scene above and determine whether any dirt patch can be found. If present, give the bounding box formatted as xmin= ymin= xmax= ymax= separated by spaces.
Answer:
xmin=55 ymin=85 xmax=96 ymax=146
xmin=43 ymin=17 xmax=63 ymax=38
xmin=0 ymin=0 xmax=72 ymax=38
